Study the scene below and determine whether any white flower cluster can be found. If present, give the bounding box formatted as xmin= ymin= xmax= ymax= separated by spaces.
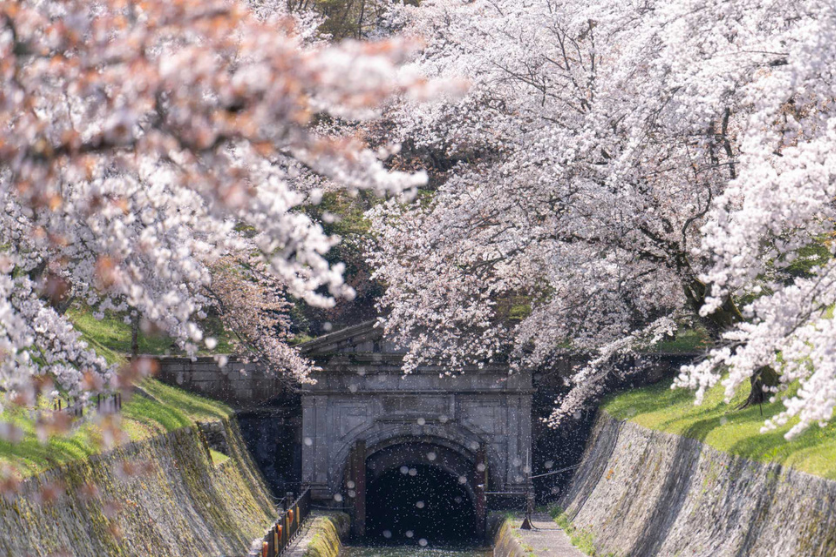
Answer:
xmin=0 ymin=0 xmax=428 ymax=424
xmin=369 ymin=0 xmax=836 ymax=436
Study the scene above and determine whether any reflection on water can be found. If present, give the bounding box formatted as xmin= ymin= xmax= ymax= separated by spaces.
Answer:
xmin=342 ymin=546 xmax=492 ymax=557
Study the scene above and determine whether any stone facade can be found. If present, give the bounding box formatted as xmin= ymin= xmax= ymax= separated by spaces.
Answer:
xmin=299 ymin=321 xmax=534 ymax=505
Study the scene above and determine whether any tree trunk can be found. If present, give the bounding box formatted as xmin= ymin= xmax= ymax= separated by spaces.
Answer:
xmin=682 ymin=278 xmax=743 ymax=339
xmin=738 ymin=365 xmax=780 ymax=410
xmin=682 ymin=276 xmax=779 ymax=412
xmin=131 ymin=313 xmax=140 ymax=358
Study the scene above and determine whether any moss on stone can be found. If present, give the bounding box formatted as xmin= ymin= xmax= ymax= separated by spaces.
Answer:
xmin=301 ymin=514 xmax=349 ymax=557
xmin=0 ymin=417 xmax=277 ymax=556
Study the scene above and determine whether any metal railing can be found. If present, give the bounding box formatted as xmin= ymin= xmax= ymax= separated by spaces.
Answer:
xmin=249 ymin=488 xmax=312 ymax=557
xmin=52 ymin=392 xmax=123 ymax=418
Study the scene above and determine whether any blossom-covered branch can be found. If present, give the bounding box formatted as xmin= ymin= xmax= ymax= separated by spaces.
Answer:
xmin=369 ymin=0 xmax=836 ymax=437
xmin=0 ymin=0 xmax=429 ymax=426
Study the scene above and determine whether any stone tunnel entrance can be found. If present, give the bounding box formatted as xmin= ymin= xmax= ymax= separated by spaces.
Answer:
xmin=299 ymin=321 xmax=532 ymax=543
xmin=366 ymin=463 xmax=477 ymax=544
xmin=345 ymin=439 xmax=489 ymax=544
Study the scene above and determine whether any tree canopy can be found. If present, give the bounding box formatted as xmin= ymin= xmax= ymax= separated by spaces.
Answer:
xmin=1 ymin=0 xmax=834 ymax=450
xmin=0 ymin=0 xmax=429 ymax=434
xmin=368 ymin=0 xmax=836 ymax=438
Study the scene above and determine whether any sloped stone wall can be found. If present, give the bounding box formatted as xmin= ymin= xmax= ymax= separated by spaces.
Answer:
xmin=0 ymin=419 xmax=276 ymax=557
xmin=559 ymin=413 xmax=836 ymax=557
xmin=491 ymin=517 xmax=527 ymax=557
xmin=285 ymin=512 xmax=349 ymax=557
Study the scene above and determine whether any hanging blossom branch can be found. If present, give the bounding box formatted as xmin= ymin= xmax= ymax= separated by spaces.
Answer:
xmin=205 ymin=252 xmax=315 ymax=384
xmin=546 ymin=316 xmax=677 ymax=428
xmin=368 ymin=0 xmax=835 ymax=436
xmin=678 ymin=261 xmax=836 ymax=439
xmin=0 ymin=0 xmax=448 ymax=446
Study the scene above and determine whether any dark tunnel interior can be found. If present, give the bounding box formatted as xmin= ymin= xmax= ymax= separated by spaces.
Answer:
xmin=365 ymin=463 xmax=478 ymax=546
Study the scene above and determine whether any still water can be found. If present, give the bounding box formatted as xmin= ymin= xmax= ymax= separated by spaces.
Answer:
xmin=342 ymin=546 xmax=492 ymax=557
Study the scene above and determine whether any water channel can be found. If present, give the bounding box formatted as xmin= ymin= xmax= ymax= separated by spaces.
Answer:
xmin=342 ymin=546 xmax=492 ymax=557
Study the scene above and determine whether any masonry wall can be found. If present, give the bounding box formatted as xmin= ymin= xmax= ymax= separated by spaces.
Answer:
xmin=155 ymin=357 xmax=302 ymax=498
xmin=491 ymin=516 xmax=528 ymax=557
xmin=156 ymin=356 xmax=291 ymax=406
xmin=0 ymin=418 xmax=276 ymax=557
xmin=559 ymin=412 xmax=836 ymax=557
xmin=285 ymin=512 xmax=349 ymax=557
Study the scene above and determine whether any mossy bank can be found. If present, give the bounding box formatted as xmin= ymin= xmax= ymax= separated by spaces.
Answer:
xmin=0 ymin=417 xmax=276 ymax=557
xmin=491 ymin=516 xmax=528 ymax=557
xmin=284 ymin=512 xmax=349 ymax=557
xmin=557 ymin=412 xmax=836 ymax=557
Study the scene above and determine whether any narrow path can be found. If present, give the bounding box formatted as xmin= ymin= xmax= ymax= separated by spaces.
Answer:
xmin=507 ymin=513 xmax=586 ymax=557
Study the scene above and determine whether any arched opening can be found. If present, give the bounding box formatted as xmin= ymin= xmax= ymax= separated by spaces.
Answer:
xmin=362 ymin=441 xmax=482 ymax=546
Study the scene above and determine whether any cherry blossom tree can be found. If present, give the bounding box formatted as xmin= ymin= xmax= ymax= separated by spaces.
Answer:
xmin=205 ymin=252 xmax=314 ymax=384
xmin=0 ymin=0 xmax=430 ymax=428
xmin=369 ymin=0 xmax=836 ymax=437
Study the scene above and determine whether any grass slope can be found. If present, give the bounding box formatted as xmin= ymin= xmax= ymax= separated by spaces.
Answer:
xmin=67 ymin=305 xmax=235 ymax=360
xmin=0 ymin=379 xmax=232 ymax=477
xmin=643 ymin=328 xmax=710 ymax=353
xmin=602 ymin=378 xmax=836 ymax=480
xmin=0 ymin=304 xmax=241 ymax=477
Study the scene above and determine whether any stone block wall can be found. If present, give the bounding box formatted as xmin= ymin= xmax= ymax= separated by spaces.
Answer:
xmin=156 ymin=356 xmax=291 ymax=406
xmin=559 ymin=412 xmax=836 ymax=557
xmin=0 ymin=418 xmax=277 ymax=557
xmin=285 ymin=512 xmax=349 ymax=557
xmin=301 ymin=365 xmax=534 ymax=502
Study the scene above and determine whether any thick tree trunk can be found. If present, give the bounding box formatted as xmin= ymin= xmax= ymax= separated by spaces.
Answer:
xmin=738 ymin=365 xmax=781 ymax=410
xmin=682 ymin=276 xmax=779 ymax=411
xmin=682 ymin=277 xmax=743 ymax=339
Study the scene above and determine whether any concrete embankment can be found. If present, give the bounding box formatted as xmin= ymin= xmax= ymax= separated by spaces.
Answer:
xmin=0 ymin=418 xmax=276 ymax=557
xmin=491 ymin=516 xmax=522 ymax=557
xmin=559 ymin=412 xmax=836 ymax=557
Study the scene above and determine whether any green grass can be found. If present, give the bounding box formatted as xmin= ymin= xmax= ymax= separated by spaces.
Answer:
xmin=290 ymin=333 xmax=316 ymax=346
xmin=67 ymin=305 xmax=235 ymax=358
xmin=550 ymin=507 xmax=612 ymax=556
xmin=0 ymin=379 xmax=232 ymax=477
xmin=602 ymin=377 xmax=836 ymax=480
xmin=209 ymin=449 xmax=230 ymax=466
xmin=0 ymin=302 xmax=237 ymax=477
xmin=644 ymin=328 xmax=710 ymax=353
xmin=136 ymin=378 xmax=231 ymax=422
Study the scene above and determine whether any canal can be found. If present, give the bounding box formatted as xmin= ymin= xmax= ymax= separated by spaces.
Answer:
xmin=342 ymin=547 xmax=491 ymax=557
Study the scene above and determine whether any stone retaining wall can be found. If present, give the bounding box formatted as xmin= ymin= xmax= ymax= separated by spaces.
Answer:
xmin=285 ymin=513 xmax=349 ymax=557
xmin=156 ymin=356 xmax=291 ymax=406
xmin=491 ymin=517 xmax=528 ymax=557
xmin=559 ymin=412 xmax=836 ymax=557
xmin=0 ymin=418 xmax=276 ymax=557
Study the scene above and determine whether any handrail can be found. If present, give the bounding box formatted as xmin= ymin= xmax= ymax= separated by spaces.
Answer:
xmin=249 ymin=487 xmax=312 ymax=557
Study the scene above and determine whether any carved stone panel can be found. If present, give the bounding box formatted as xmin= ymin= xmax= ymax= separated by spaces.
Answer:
xmin=460 ymin=399 xmax=506 ymax=436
